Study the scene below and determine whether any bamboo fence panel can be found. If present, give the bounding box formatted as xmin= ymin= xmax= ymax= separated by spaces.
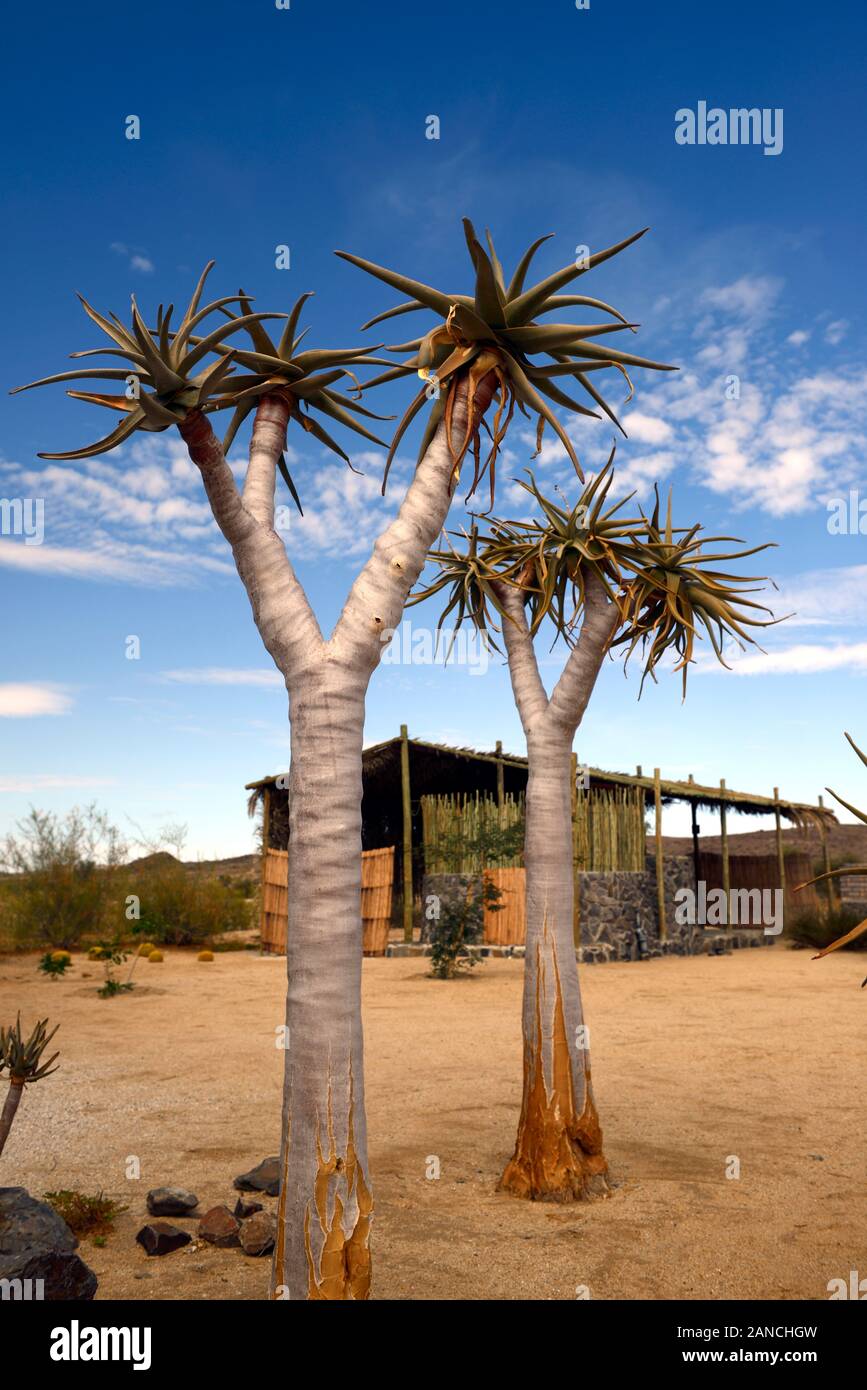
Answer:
xmin=261 ymin=845 xmax=395 ymax=955
xmin=422 ymin=785 xmax=646 ymax=878
xmin=483 ymin=868 xmax=526 ymax=944
xmin=421 ymin=791 xmax=523 ymax=872
xmin=361 ymin=846 xmax=395 ymax=955
xmin=574 ymin=785 xmax=646 ymax=873
xmin=261 ymin=848 xmax=288 ymax=953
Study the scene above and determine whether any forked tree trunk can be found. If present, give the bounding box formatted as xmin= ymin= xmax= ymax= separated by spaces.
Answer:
xmin=496 ymin=572 xmax=619 ymax=1201
xmin=180 ymin=373 xmax=495 ymax=1298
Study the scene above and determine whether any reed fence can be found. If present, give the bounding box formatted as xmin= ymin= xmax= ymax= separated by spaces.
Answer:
xmin=421 ymin=792 xmax=524 ymax=873
xmin=574 ymin=784 xmax=647 ymax=873
xmin=422 ymin=784 xmax=646 ymax=875
xmin=261 ymin=845 xmax=395 ymax=955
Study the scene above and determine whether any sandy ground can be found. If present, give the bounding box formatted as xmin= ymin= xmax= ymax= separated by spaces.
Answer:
xmin=0 ymin=945 xmax=864 ymax=1301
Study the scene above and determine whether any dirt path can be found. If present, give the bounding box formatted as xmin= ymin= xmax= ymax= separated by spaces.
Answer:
xmin=0 ymin=946 xmax=863 ymax=1300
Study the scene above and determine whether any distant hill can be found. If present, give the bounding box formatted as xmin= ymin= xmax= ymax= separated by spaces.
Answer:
xmin=651 ymin=823 xmax=867 ymax=868
xmin=126 ymin=850 xmax=182 ymax=870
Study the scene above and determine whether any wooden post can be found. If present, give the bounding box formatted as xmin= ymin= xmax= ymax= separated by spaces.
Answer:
xmin=654 ymin=767 xmax=666 ymax=941
xmin=260 ymin=785 xmax=272 ymax=944
xmin=571 ymin=751 xmax=580 ymax=948
xmin=400 ymin=725 xmax=413 ymax=942
xmin=495 ymin=740 xmax=504 ymax=813
xmin=774 ymin=786 xmax=786 ymax=911
xmin=719 ymin=778 xmax=730 ymax=926
xmin=690 ymin=800 xmax=701 ymax=893
xmin=818 ymin=794 xmax=836 ymax=912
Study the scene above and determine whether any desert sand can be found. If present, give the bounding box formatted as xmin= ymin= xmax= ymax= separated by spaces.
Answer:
xmin=0 ymin=945 xmax=863 ymax=1301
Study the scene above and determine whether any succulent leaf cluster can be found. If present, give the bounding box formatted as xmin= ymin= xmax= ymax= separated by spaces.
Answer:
xmin=413 ymin=462 xmax=777 ymax=692
xmin=337 ymin=219 xmax=675 ymax=501
xmin=0 ymin=1015 xmax=60 ymax=1085
xmin=11 ymin=266 xmax=392 ymax=508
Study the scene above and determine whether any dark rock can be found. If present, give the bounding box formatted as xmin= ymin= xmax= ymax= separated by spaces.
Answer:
xmin=136 ymin=1221 xmax=192 ymax=1257
xmin=233 ymin=1197 xmax=263 ymax=1220
xmin=238 ymin=1210 xmax=275 ymax=1257
xmin=199 ymin=1205 xmax=240 ymax=1247
xmin=233 ymin=1157 xmax=280 ymax=1196
xmin=146 ymin=1186 xmax=198 ymax=1217
xmin=0 ymin=1187 xmax=98 ymax=1300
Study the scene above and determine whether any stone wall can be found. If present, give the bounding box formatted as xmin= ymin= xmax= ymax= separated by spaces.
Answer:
xmin=576 ymin=855 xmax=698 ymax=961
xmin=421 ymin=855 xmax=775 ymax=963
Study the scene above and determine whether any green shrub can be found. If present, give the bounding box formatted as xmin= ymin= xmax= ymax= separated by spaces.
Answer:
xmin=43 ymin=1189 xmax=126 ymax=1238
xmin=1 ymin=807 xmax=126 ymax=950
xmin=429 ymin=876 xmax=502 ymax=980
xmin=126 ymin=859 xmax=250 ymax=946
xmin=786 ymin=905 xmax=867 ymax=953
xmin=38 ymin=951 xmax=73 ymax=978
xmin=90 ymin=940 xmax=136 ymax=998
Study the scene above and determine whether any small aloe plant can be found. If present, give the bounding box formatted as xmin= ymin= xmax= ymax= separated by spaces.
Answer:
xmin=0 ymin=1015 xmax=60 ymax=1158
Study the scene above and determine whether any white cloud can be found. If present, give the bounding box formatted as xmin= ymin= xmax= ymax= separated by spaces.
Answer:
xmin=824 ymin=319 xmax=849 ymax=346
xmin=158 ymin=668 xmax=283 ymax=687
xmin=703 ymin=641 xmax=867 ymax=677
xmin=621 ymin=412 xmax=673 ymax=445
xmin=700 ymin=275 xmax=782 ymax=323
xmin=0 ymin=774 xmax=114 ymax=793
xmin=0 ymin=536 xmax=232 ymax=586
xmin=774 ymin=563 xmax=867 ymax=628
xmin=787 ymin=329 xmax=810 ymax=347
xmin=0 ymin=684 xmax=72 ymax=717
xmin=110 ymin=241 xmax=154 ymax=273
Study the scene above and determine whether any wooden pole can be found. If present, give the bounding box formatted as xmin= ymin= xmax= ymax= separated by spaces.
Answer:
xmin=654 ymin=767 xmax=666 ymax=941
xmin=495 ymin=740 xmax=504 ymax=813
xmin=260 ymin=785 xmax=272 ymax=946
xmin=774 ymin=786 xmax=786 ymax=911
xmin=571 ymin=751 xmax=580 ymax=948
xmin=400 ymin=725 xmax=414 ymax=942
xmin=818 ymin=794 xmax=836 ymax=912
xmin=720 ymin=778 xmax=730 ymax=926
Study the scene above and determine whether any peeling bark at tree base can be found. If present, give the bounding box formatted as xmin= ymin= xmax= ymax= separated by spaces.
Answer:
xmin=498 ymin=1085 xmax=610 ymax=1203
xmin=493 ymin=574 xmax=619 ymax=1206
xmin=498 ymin=927 xmax=610 ymax=1204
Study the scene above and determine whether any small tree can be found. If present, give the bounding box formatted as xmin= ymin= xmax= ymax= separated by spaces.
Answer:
xmin=415 ymin=463 xmax=776 ymax=1199
xmin=0 ymin=1016 xmax=59 ymax=1158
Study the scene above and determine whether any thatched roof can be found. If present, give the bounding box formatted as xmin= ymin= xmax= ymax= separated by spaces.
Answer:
xmin=246 ymin=733 xmax=835 ymax=851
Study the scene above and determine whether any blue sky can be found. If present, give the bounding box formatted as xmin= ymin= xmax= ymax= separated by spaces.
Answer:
xmin=1 ymin=0 xmax=866 ymax=856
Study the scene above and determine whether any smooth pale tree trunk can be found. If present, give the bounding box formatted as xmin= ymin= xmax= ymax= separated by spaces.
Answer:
xmin=179 ymin=373 xmax=495 ymax=1298
xmin=0 ymin=1080 xmax=24 ymax=1157
xmin=495 ymin=571 xmax=619 ymax=1201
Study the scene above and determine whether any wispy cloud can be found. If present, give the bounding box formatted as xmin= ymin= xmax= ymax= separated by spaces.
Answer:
xmin=110 ymin=241 xmax=154 ymax=273
xmin=824 ymin=319 xmax=849 ymax=346
xmin=0 ymin=683 xmax=72 ymax=717
xmin=0 ymin=773 xmax=115 ymax=793
xmin=158 ymin=668 xmax=283 ymax=687
xmin=701 ymin=641 xmax=867 ymax=677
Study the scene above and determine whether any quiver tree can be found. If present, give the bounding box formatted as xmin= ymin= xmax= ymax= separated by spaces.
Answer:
xmin=13 ymin=218 xmax=662 ymax=1294
xmin=414 ymin=466 xmax=778 ymax=1199
xmin=0 ymin=1016 xmax=59 ymax=1159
